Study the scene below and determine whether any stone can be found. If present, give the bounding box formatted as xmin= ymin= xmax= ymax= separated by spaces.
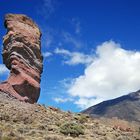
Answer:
xmin=0 ymin=14 xmax=43 ymax=103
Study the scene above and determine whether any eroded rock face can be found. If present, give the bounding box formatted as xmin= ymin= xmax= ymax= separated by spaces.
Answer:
xmin=0 ymin=14 xmax=43 ymax=103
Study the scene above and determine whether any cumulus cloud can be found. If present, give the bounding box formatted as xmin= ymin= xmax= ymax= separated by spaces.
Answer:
xmin=0 ymin=64 xmax=9 ymax=75
xmin=54 ymin=48 xmax=93 ymax=65
xmin=67 ymin=41 xmax=140 ymax=109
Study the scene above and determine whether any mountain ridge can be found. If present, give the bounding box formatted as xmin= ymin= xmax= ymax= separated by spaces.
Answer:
xmin=82 ymin=90 xmax=140 ymax=122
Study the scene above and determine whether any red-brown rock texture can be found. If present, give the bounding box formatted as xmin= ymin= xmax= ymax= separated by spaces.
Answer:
xmin=0 ymin=14 xmax=43 ymax=103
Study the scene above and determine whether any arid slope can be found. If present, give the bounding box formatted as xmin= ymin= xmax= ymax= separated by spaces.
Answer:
xmin=0 ymin=91 xmax=140 ymax=140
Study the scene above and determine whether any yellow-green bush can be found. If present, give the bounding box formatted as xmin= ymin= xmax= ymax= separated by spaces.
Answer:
xmin=60 ymin=122 xmax=84 ymax=137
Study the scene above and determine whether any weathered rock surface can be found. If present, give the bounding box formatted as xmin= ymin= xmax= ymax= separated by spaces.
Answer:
xmin=0 ymin=14 xmax=43 ymax=103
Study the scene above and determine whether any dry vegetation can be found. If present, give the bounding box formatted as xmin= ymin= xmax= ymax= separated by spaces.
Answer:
xmin=0 ymin=92 xmax=140 ymax=140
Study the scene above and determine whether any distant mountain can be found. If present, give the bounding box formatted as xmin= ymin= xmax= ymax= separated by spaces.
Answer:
xmin=82 ymin=90 xmax=140 ymax=122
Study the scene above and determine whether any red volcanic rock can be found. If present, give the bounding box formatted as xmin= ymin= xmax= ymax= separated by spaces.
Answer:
xmin=0 ymin=14 xmax=43 ymax=103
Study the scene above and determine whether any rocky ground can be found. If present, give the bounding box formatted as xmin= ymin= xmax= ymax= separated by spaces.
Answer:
xmin=0 ymin=91 xmax=140 ymax=140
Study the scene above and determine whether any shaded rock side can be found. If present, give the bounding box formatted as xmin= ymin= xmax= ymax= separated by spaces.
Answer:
xmin=0 ymin=14 xmax=43 ymax=103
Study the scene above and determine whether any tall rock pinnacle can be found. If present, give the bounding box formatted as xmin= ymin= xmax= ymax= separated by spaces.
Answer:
xmin=0 ymin=14 xmax=43 ymax=103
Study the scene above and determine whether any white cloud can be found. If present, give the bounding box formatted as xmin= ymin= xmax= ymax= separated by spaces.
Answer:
xmin=54 ymin=97 xmax=73 ymax=103
xmin=38 ymin=0 xmax=56 ymax=19
xmin=0 ymin=64 xmax=9 ymax=75
xmin=75 ymin=98 xmax=104 ymax=109
xmin=71 ymin=18 xmax=81 ymax=34
xmin=39 ymin=20 xmax=57 ymax=49
xmin=62 ymin=32 xmax=82 ymax=48
xmin=43 ymin=0 xmax=55 ymax=13
xmin=54 ymin=48 xmax=93 ymax=65
xmin=43 ymin=52 xmax=52 ymax=58
xmin=75 ymin=23 xmax=80 ymax=34
xmin=42 ymin=29 xmax=54 ymax=48
xmin=67 ymin=41 xmax=140 ymax=109
xmin=55 ymin=48 xmax=70 ymax=55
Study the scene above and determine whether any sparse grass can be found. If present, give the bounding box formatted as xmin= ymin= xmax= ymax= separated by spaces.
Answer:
xmin=138 ymin=127 xmax=140 ymax=134
xmin=1 ymin=136 xmax=24 ymax=140
xmin=0 ymin=113 xmax=10 ymax=121
xmin=0 ymin=92 xmax=139 ymax=140
xmin=74 ymin=114 xmax=89 ymax=124
xmin=44 ymin=135 xmax=62 ymax=140
xmin=1 ymin=136 xmax=11 ymax=140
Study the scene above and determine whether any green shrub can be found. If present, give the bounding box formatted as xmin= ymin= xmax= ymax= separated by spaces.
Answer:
xmin=60 ymin=122 xmax=84 ymax=137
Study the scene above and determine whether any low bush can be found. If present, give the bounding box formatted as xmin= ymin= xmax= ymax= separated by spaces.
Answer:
xmin=60 ymin=122 xmax=84 ymax=137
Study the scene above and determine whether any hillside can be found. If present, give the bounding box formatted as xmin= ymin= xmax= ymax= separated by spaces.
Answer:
xmin=0 ymin=91 xmax=140 ymax=140
xmin=82 ymin=90 xmax=140 ymax=122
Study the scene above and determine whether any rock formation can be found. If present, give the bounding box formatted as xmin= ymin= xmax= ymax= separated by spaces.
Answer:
xmin=0 ymin=14 xmax=43 ymax=103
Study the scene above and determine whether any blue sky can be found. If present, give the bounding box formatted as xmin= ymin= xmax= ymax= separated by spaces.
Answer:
xmin=1 ymin=0 xmax=140 ymax=112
